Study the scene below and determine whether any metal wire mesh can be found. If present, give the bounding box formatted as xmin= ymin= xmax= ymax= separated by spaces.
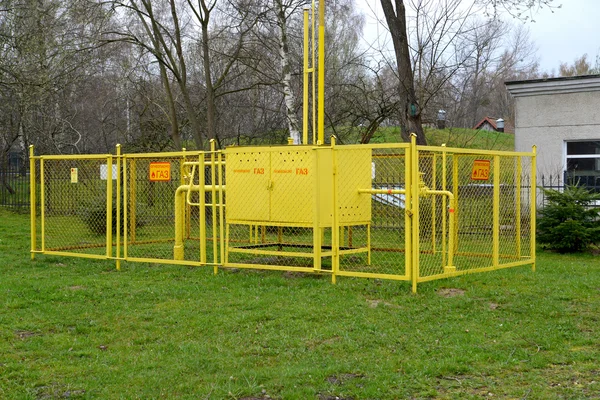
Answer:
xmin=42 ymin=157 xmax=111 ymax=255
xmin=32 ymin=143 xmax=535 ymax=290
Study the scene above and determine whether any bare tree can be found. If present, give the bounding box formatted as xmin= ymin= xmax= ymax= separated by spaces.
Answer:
xmin=379 ymin=0 xmax=559 ymax=144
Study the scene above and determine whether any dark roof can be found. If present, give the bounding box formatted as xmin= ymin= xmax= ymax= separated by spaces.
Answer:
xmin=505 ymin=74 xmax=600 ymax=86
xmin=473 ymin=117 xmax=498 ymax=130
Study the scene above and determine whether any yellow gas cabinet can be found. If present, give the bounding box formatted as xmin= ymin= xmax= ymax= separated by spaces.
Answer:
xmin=225 ymin=145 xmax=371 ymax=270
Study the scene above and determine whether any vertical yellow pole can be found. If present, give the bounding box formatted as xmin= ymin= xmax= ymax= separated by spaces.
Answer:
xmin=441 ymin=145 xmax=447 ymax=267
xmin=431 ymin=154 xmax=437 ymax=253
xmin=317 ymin=0 xmax=325 ymax=144
xmin=331 ymin=136 xmax=338 ymax=284
xmin=200 ymin=154 xmax=206 ymax=264
xmin=181 ymin=148 xmax=190 ymax=239
xmin=29 ymin=146 xmax=36 ymax=259
xmin=411 ymin=134 xmax=419 ymax=293
xmin=312 ymin=0 xmax=316 ymax=145
xmin=452 ymin=154 xmax=459 ymax=252
xmin=225 ymin=223 xmax=230 ymax=264
xmin=123 ymin=155 xmax=128 ymax=260
xmin=303 ymin=6 xmax=309 ymax=145
xmin=516 ymin=156 xmax=522 ymax=258
xmin=40 ymin=158 xmax=45 ymax=252
xmin=493 ymin=155 xmax=500 ymax=267
xmin=404 ymin=148 xmax=412 ymax=279
xmin=116 ymin=145 xmax=121 ymax=271
xmin=174 ymin=188 xmax=185 ymax=260
xmin=210 ymin=140 xmax=218 ymax=274
xmin=106 ymin=155 xmax=113 ymax=258
xmin=312 ymin=146 xmax=322 ymax=271
xmin=219 ymin=150 xmax=225 ymax=265
xmin=531 ymin=146 xmax=537 ymax=271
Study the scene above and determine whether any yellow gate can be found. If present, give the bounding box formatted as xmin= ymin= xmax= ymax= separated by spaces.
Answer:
xmin=29 ymin=137 xmax=536 ymax=292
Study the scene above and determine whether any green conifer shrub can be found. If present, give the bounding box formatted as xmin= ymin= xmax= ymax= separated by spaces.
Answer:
xmin=537 ymin=185 xmax=600 ymax=253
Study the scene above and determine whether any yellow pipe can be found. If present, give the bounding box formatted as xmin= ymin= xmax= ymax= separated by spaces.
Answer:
xmin=29 ymin=145 xmax=36 ymax=260
xmin=331 ymin=136 xmax=339 ymax=283
xmin=174 ymin=185 xmax=189 ymax=260
xmin=317 ymin=0 xmax=325 ymax=144
xmin=312 ymin=0 xmax=316 ymax=144
xmin=303 ymin=6 xmax=309 ymax=145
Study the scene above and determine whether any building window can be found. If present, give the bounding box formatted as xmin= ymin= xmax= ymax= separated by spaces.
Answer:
xmin=565 ymin=140 xmax=600 ymax=190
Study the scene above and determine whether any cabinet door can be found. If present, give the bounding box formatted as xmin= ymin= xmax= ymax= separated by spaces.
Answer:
xmin=225 ymin=150 xmax=270 ymax=222
xmin=271 ymin=149 xmax=313 ymax=224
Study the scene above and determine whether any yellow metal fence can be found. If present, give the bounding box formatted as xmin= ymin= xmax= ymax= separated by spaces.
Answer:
xmin=29 ymin=138 xmax=536 ymax=292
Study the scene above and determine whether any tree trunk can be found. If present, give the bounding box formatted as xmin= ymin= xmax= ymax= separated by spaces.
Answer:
xmin=275 ymin=0 xmax=300 ymax=144
xmin=380 ymin=0 xmax=427 ymax=145
xmin=200 ymin=0 xmax=217 ymax=144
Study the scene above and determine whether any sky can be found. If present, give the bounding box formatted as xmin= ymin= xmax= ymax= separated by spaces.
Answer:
xmin=356 ymin=0 xmax=600 ymax=74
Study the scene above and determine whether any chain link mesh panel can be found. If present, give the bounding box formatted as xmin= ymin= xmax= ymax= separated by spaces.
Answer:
xmin=32 ymin=144 xmax=535 ymax=290
xmin=42 ymin=157 xmax=111 ymax=255
xmin=337 ymin=146 xmax=409 ymax=278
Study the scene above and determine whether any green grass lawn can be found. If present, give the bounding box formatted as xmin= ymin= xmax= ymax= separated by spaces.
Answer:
xmin=1 ymin=208 xmax=599 ymax=399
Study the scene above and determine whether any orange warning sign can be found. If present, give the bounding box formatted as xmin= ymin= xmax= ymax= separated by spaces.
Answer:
xmin=471 ymin=160 xmax=490 ymax=181
xmin=149 ymin=162 xmax=171 ymax=182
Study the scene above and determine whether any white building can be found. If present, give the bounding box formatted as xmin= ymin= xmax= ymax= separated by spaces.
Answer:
xmin=506 ymin=75 xmax=600 ymax=189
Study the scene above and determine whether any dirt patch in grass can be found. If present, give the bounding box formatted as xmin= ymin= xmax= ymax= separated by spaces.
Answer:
xmin=15 ymin=330 xmax=40 ymax=340
xmin=366 ymin=299 xmax=400 ymax=309
xmin=437 ymin=288 xmax=465 ymax=298
xmin=326 ymin=373 xmax=364 ymax=385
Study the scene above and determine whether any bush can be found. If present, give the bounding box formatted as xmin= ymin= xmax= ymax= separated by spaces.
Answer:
xmin=537 ymin=185 xmax=600 ymax=253
xmin=80 ymin=194 xmax=145 ymax=235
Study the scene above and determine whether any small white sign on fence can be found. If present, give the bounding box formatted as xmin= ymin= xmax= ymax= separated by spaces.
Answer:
xmin=100 ymin=164 xmax=117 ymax=180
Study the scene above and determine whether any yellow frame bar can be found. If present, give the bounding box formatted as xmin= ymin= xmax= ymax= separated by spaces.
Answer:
xmin=29 ymin=146 xmax=36 ymax=259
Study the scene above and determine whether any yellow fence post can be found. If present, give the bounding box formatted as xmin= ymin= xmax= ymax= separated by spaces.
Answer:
xmin=210 ymin=140 xmax=218 ymax=274
xmin=441 ymin=144 xmax=447 ymax=267
xmin=493 ymin=155 xmax=500 ymax=267
xmin=410 ymin=134 xmax=419 ymax=293
xmin=431 ymin=154 xmax=437 ymax=253
xmin=116 ymin=144 xmax=121 ymax=271
xmin=531 ymin=146 xmax=537 ymax=272
xmin=516 ymin=156 xmax=522 ymax=258
xmin=218 ymin=149 xmax=225 ymax=266
xmin=40 ymin=157 xmax=45 ymax=252
xmin=29 ymin=145 xmax=36 ymax=260
xmin=123 ymin=153 xmax=128 ymax=261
